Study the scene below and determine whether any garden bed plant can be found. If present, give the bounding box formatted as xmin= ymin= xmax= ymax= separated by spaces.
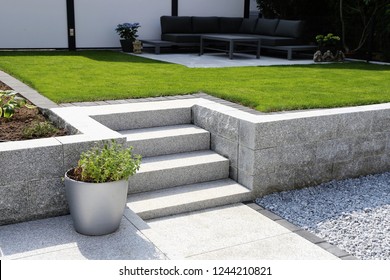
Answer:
xmin=0 ymin=81 xmax=66 ymax=141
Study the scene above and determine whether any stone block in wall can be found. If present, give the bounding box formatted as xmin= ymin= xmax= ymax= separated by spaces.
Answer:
xmin=28 ymin=178 xmax=68 ymax=220
xmin=193 ymin=105 xmax=239 ymax=142
xmin=332 ymin=155 xmax=384 ymax=180
xmin=0 ymin=181 xmax=29 ymax=225
xmin=241 ymin=115 xmax=339 ymax=150
xmin=211 ymin=134 xmax=238 ymax=168
xmin=0 ymin=178 xmax=68 ymax=225
xmin=353 ymin=133 xmax=387 ymax=158
xmin=371 ymin=109 xmax=390 ymax=133
xmin=316 ymin=138 xmax=354 ymax=163
xmin=335 ymin=111 xmax=375 ymax=138
xmin=0 ymin=139 xmax=63 ymax=185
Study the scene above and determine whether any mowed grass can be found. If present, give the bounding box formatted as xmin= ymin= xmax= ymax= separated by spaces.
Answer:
xmin=0 ymin=50 xmax=389 ymax=112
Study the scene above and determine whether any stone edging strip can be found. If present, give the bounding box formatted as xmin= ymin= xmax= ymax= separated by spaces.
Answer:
xmin=0 ymin=70 xmax=58 ymax=109
xmin=244 ymin=202 xmax=358 ymax=260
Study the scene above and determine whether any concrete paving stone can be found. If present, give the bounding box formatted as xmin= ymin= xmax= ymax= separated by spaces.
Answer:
xmin=340 ymin=255 xmax=359 ymax=260
xmin=58 ymin=103 xmax=77 ymax=107
xmin=186 ymin=232 xmax=339 ymax=260
xmin=244 ymin=202 xmax=264 ymax=211
xmin=294 ymin=230 xmax=325 ymax=244
xmin=0 ymin=215 xmax=166 ymax=260
xmin=275 ymin=219 xmax=302 ymax=232
xmin=316 ymin=242 xmax=351 ymax=258
xmin=258 ymin=209 xmax=283 ymax=221
xmin=142 ymin=204 xmax=290 ymax=259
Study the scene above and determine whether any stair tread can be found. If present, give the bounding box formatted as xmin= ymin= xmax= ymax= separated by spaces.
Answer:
xmin=119 ymin=124 xmax=209 ymax=141
xmin=137 ymin=150 xmax=228 ymax=173
xmin=127 ymin=179 xmax=251 ymax=214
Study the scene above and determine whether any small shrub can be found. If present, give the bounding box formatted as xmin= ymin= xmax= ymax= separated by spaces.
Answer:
xmin=0 ymin=90 xmax=35 ymax=119
xmin=115 ymin=22 xmax=141 ymax=41
xmin=316 ymin=33 xmax=341 ymax=50
xmin=71 ymin=140 xmax=141 ymax=183
xmin=22 ymin=121 xmax=59 ymax=139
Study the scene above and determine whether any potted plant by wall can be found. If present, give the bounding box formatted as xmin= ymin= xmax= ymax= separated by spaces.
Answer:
xmin=115 ymin=22 xmax=141 ymax=52
xmin=64 ymin=140 xmax=141 ymax=236
xmin=314 ymin=33 xmax=345 ymax=62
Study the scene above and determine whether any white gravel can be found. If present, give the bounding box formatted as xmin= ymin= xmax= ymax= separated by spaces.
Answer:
xmin=256 ymin=172 xmax=390 ymax=260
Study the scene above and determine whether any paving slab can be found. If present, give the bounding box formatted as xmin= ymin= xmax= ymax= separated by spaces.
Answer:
xmin=0 ymin=203 xmax=340 ymax=260
xmin=0 ymin=215 xmax=166 ymax=260
xmin=141 ymin=203 xmax=339 ymax=260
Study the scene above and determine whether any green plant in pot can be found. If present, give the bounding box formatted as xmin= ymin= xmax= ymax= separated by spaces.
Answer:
xmin=64 ymin=140 xmax=141 ymax=236
xmin=115 ymin=22 xmax=141 ymax=52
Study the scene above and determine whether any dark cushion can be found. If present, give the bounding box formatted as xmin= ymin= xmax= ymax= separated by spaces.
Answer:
xmin=161 ymin=33 xmax=201 ymax=43
xmin=239 ymin=18 xmax=258 ymax=34
xmin=192 ymin=17 xmax=220 ymax=33
xmin=254 ymin=18 xmax=279 ymax=35
xmin=274 ymin=20 xmax=304 ymax=38
xmin=219 ymin=17 xmax=243 ymax=33
xmin=161 ymin=16 xmax=192 ymax=34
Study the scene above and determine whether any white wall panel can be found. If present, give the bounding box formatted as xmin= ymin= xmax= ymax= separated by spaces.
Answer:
xmin=74 ymin=0 xmax=171 ymax=48
xmin=179 ymin=0 xmax=244 ymax=17
xmin=1 ymin=0 xmax=249 ymax=49
xmin=0 ymin=0 xmax=68 ymax=48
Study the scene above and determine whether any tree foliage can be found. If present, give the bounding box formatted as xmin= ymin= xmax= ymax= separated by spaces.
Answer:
xmin=256 ymin=0 xmax=390 ymax=59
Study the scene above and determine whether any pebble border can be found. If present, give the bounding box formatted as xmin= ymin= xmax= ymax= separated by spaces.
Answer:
xmin=244 ymin=202 xmax=358 ymax=260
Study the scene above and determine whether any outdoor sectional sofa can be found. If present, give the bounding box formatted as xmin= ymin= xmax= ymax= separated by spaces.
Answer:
xmin=151 ymin=16 xmax=315 ymax=59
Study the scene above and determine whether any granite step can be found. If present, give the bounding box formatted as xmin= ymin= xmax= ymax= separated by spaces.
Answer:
xmin=127 ymin=178 xmax=252 ymax=220
xmin=127 ymin=150 xmax=229 ymax=194
xmin=119 ymin=124 xmax=210 ymax=157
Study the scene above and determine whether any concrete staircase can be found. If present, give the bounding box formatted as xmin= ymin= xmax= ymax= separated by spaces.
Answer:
xmin=119 ymin=106 xmax=252 ymax=220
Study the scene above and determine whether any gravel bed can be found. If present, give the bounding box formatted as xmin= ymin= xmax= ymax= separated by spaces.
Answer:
xmin=256 ymin=172 xmax=390 ymax=260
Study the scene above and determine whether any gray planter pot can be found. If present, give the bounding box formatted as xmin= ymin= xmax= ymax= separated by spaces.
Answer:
xmin=64 ymin=170 xmax=128 ymax=236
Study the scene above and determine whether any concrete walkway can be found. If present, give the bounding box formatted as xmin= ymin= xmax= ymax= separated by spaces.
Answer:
xmin=0 ymin=203 xmax=351 ymax=260
xmin=133 ymin=53 xmax=315 ymax=68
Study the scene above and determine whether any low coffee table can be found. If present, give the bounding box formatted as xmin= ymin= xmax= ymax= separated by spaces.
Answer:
xmin=200 ymin=34 xmax=261 ymax=59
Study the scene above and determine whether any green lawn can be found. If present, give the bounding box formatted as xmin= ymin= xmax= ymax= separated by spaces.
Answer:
xmin=0 ymin=50 xmax=389 ymax=112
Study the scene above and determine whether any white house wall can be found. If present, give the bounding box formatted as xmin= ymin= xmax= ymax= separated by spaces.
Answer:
xmin=0 ymin=0 xmax=68 ymax=49
xmin=74 ymin=0 xmax=171 ymax=48
xmin=178 ymin=0 xmax=244 ymax=17
xmin=1 ymin=0 xmax=248 ymax=49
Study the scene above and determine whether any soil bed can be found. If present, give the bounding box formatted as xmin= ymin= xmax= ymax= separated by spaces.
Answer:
xmin=0 ymin=81 xmax=66 ymax=141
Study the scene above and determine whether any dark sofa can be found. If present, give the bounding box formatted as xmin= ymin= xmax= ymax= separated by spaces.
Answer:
xmin=160 ymin=16 xmax=305 ymax=47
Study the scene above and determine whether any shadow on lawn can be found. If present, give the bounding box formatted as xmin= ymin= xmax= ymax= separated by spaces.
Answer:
xmin=0 ymin=50 xmax=170 ymax=65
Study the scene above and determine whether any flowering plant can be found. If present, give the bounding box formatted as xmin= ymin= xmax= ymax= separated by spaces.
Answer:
xmin=315 ymin=33 xmax=340 ymax=48
xmin=115 ymin=22 xmax=141 ymax=41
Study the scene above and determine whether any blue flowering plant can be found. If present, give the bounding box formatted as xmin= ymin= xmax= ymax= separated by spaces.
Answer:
xmin=115 ymin=22 xmax=141 ymax=42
